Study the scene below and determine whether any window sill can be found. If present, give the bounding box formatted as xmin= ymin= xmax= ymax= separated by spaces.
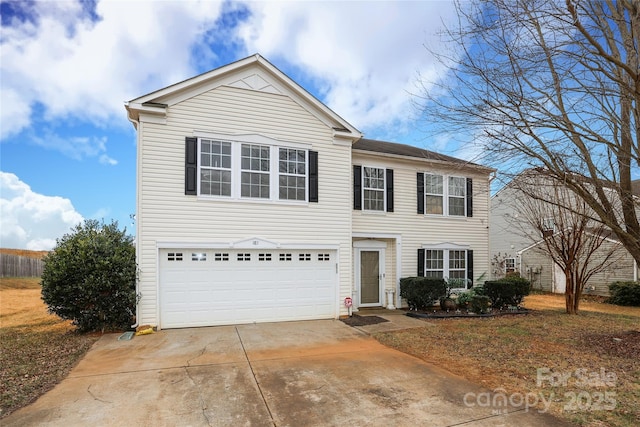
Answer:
xmin=195 ymin=195 xmax=309 ymax=206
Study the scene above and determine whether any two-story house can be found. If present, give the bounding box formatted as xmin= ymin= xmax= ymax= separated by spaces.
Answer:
xmin=490 ymin=171 xmax=639 ymax=295
xmin=125 ymin=54 xmax=494 ymax=329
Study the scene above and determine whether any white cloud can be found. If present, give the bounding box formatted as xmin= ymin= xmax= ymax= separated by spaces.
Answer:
xmin=237 ymin=1 xmax=459 ymax=135
xmin=0 ymin=172 xmax=84 ymax=250
xmin=0 ymin=0 xmax=225 ymax=138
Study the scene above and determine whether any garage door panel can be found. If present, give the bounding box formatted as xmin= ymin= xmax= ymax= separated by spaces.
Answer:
xmin=159 ymin=249 xmax=337 ymax=328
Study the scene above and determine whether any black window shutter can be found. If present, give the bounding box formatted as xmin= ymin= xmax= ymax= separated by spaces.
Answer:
xmin=417 ymin=172 xmax=425 ymax=214
xmin=185 ymin=137 xmax=197 ymax=195
xmin=353 ymin=165 xmax=362 ymax=210
xmin=418 ymin=248 xmax=425 ymax=277
xmin=386 ymin=169 xmax=394 ymax=212
xmin=467 ymin=250 xmax=474 ymax=288
xmin=309 ymin=151 xmax=318 ymax=203
xmin=466 ymin=178 xmax=473 ymax=217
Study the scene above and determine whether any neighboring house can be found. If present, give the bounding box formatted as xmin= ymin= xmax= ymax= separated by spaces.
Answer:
xmin=125 ymin=54 xmax=494 ymax=329
xmin=490 ymin=172 xmax=639 ymax=295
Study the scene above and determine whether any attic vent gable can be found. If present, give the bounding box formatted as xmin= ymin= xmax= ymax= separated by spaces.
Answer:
xmin=228 ymin=74 xmax=282 ymax=95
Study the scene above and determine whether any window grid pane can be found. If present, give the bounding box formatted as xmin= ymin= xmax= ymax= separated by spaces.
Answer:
xmin=425 ymin=174 xmax=444 ymax=215
xmin=425 ymin=250 xmax=444 ymax=277
xmin=448 ymin=177 xmax=466 ymax=216
xmin=363 ymin=167 xmax=385 ymax=211
xmin=200 ymin=140 xmax=231 ymax=196
xmin=241 ymin=144 xmax=270 ymax=198
xmin=278 ymin=148 xmax=306 ymax=201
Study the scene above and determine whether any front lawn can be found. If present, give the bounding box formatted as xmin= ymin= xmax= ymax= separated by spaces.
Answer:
xmin=375 ymin=294 xmax=640 ymax=427
xmin=0 ymin=278 xmax=98 ymax=418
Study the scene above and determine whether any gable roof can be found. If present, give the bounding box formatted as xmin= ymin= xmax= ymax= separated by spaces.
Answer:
xmin=353 ymin=138 xmax=494 ymax=171
xmin=126 ymin=54 xmax=361 ymax=140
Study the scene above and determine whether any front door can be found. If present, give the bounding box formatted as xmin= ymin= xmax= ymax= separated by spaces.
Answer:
xmin=358 ymin=249 xmax=385 ymax=307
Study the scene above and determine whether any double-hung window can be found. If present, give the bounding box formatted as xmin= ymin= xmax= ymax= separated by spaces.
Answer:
xmin=448 ymin=177 xmax=466 ymax=216
xmin=241 ymin=144 xmax=270 ymax=198
xmin=448 ymin=250 xmax=467 ymax=280
xmin=421 ymin=173 xmax=469 ymax=217
xmin=425 ymin=249 xmax=444 ymax=278
xmin=419 ymin=247 xmax=472 ymax=287
xmin=363 ymin=167 xmax=385 ymax=211
xmin=425 ymin=174 xmax=444 ymax=215
xmin=505 ymin=258 xmax=516 ymax=273
xmin=279 ymin=148 xmax=306 ymax=201
xmin=200 ymin=140 xmax=232 ymax=196
xmin=188 ymin=136 xmax=316 ymax=202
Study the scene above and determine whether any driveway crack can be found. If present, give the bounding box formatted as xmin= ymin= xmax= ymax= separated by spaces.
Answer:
xmin=87 ymin=385 xmax=112 ymax=404
xmin=235 ymin=326 xmax=277 ymax=427
xmin=184 ymin=366 xmax=212 ymax=426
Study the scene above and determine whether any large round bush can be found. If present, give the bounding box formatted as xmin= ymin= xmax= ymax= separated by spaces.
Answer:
xmin=41 ymin=220 xmax=137 ymax=332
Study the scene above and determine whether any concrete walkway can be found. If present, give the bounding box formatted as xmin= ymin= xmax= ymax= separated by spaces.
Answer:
xmin=4 ymin=319 xmax=568 ymax=426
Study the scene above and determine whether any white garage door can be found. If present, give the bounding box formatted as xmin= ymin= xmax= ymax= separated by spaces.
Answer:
xmin=159 ymin=248 xmax=337 ymax=328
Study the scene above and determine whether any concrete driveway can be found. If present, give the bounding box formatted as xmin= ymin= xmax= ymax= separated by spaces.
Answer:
xmin=4 ymin=319 xmax=567 ymax=427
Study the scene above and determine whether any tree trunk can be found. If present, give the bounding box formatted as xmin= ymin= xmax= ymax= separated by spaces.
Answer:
xmin=565 ymin=275 xmax=578 ymax=314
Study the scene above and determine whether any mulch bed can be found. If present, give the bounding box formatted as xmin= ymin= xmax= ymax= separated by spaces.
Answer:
xmin=580 ymin=330 xmax=640 ymax=359
xmin=405 ymin=308 xmax=530 ymax=319
xmin=341 ymin=314 xmax=389 ymax=327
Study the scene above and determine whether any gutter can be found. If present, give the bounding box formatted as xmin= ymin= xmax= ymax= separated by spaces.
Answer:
xmin=126 ymin=106 xmax=141 ymax=330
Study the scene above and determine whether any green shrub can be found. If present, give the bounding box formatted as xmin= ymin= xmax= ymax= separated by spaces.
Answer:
xmin=400 ymin=277 xmax=447 ymax=310
xmin=607 ymin=282 xmax=640 ymax=307
xmin=470 ymin=295 xmax=491 ymax=314
xmin=41 ymin=220 xmax=138 ymax=332
xmin=482 ymin=276 xmax=531 ymax=309
xmin=455 ymin=289 xmax=476 ymax=309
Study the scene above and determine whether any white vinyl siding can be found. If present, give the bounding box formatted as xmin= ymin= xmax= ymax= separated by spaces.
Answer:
xmin=136 ymin=75 xmax=353 ymax=327
xmin=353 ymin=151 xmax=491 ymax=291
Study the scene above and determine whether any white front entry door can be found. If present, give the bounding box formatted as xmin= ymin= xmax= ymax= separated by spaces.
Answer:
xmin=357 ymin=248 xmax=385 ymax=307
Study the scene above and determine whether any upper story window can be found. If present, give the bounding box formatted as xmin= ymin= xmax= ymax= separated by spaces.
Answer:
xmin=279 ymin=148 xmax=306 ymax=201
xmin=200 ymin=140 xmax=232 ymax=196
xmin=363 ymin=167 xmax=385 ymax=211
xmin=241 ymin=144 xmax=270 ymax=199
xmin=353 ymin=165 xmax=394 ymax=212
xmin=418 ymin=173 xmax=472 ymax=217
xmin=185 ymin=137 xmax=318 ymax=203
xmin=425 ymin=174 xmax=444 ymax=215
xmin=448 ymin=177 xmax=466 ymax=216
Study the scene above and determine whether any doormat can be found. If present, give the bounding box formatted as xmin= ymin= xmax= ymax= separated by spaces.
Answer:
xmin=341 ymin=314 xmax=389 ymax=327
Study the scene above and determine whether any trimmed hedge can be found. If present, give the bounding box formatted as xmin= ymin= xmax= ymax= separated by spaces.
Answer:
xmin=400 ymin=277 xmax=447 ymax=310
xmin=482 ymin=276 xmax=531 ymax=309
xmin=607 ymin=281 xmax=640 ymax=307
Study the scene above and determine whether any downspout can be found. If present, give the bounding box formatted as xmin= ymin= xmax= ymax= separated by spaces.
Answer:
xmin=126 ymin=105 xmax=140 ymax=330
xmin=634 ymin=259 xmax=638 ymax=282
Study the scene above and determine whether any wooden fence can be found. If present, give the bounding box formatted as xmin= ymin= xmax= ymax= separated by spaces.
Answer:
xmin=0 ymin=254 xmax=45 ymax=277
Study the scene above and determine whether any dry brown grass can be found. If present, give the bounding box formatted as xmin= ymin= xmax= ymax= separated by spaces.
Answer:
xmin=0 ymin=277 xmax=98 ymax=418
xmin=375 ymin=295 xmax=640 ymax=427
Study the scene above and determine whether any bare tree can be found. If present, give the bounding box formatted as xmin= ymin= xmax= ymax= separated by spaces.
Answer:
xmin=510 ymin=172 xmax=625 ymax=314
xmin=419 ymin=0 xmax=640 ymax=263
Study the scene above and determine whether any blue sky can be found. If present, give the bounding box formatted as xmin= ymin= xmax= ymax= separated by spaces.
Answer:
xmin=1 ymin=0 xmax=466 ymax=250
